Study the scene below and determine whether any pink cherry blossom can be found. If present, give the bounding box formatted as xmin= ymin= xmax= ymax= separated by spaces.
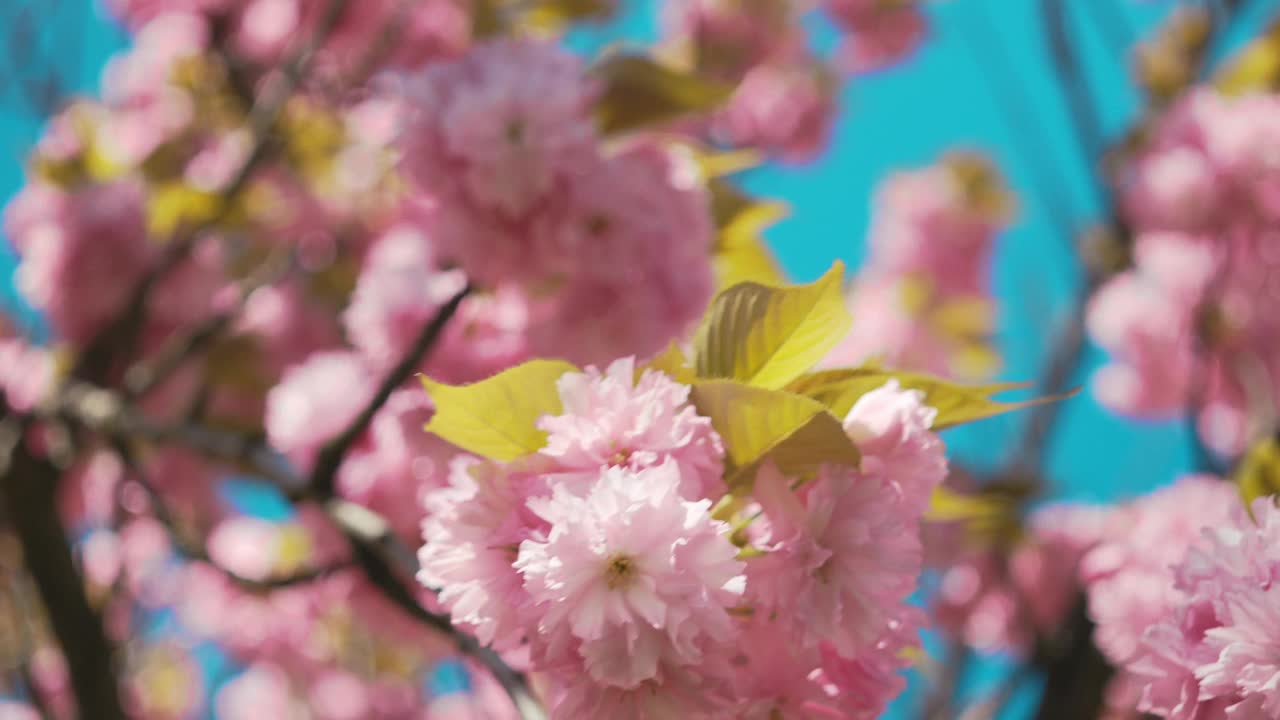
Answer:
xmin=5 ymin=181 xmax=154 ymax=344
xmin=713 ymin=58 xmax=838 ymax=162
xmin=826 ymin=0 xmax=929 ymax=73
xmin=934 ymin=502 xmax=1108 ymax=655
xmin=337 ymin=388 xmax=456 ymax=542
xmin=399 ymin=38 xmax=599 ymax=286
xmin=537 ymin=357 xmax=724 ymax=500
xmin=526 ymin=143 xmax=715 ymax=365
xmin=265 ymin=351 xmax=375 ymax=467
xmin=343 ymin=221 xmax=468 ymax=373
xmin=515 ymin=460 xmax=743 ymax=691
xmin=746 ymin=461 xmax=922 ymax=658
xmin=1081 ymin=475 xmax=1238 ymax=667
xmin=842 ymin=378 xmax=948 ymax=512
xmin=1123 ymin=498 xmax=1280 ymax=719
xmin=0 ymin=337 xmax=53 ymax=413
xmin=826 ymin=156 xmax=1007 ymax=378
xmin=418 ymin=456 xmax=540 ymax=651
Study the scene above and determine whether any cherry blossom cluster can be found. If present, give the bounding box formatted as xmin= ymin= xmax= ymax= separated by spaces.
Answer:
xmin=0 ymin=1 xmax=742 ymax=715
xmin=418 ymin=362 xmax=950 ymax=718
xmin=661 ymin=0 xmax=927 ymax=161
xmin=1090 ymin=88 xmax=1280 ymax=456
xmin=825 ymin=152 xmax=1011 ymax=378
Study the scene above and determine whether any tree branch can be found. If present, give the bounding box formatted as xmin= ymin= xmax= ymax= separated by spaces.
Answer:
xmin=308 ymin=283 xmax=471 ymax=498
xmin=0 ymin=403 xmax=125 ymax=720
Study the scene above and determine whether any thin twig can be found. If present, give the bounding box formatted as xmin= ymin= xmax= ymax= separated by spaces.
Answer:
xmin=308 ymin=283 xmax=471 ymax=498
xmin=123 ymin=249 xmax=294 ymax=399
xmin=109 ymin=438 xmax=353 ymax=592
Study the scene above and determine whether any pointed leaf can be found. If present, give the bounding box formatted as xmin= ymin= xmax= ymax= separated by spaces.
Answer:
xmin=644 ymin=342 xmax=695 ymax=384
xmin=689 ymin=380 xmax=859 ymax=489
xmin=592 ymin=54 xmax=735 ymax=135
xmin=787 ymin=367 xmax=1070 ymax=429
xmin=693 ymin=262 xmax=850 ymax=390
xmin=421 ymin=359 xmax=578 ymax=461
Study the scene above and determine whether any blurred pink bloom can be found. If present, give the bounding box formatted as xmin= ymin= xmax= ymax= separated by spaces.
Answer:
xmin=934 ymin=503 xmax=1108 ymax=655
xmin=527 ymin=143 xmax=715 ymax=365
xmin=713 ymin=59 xmax=837 ymax=162
xmin=0 ymin=337 xmax=53 ymax=413
xmin=338 ymin=388 xmax=456 ymax=542
xmin=215 ymin=663 xmax=297 ymax=719
xmin=343 ymin=222 xmax=468 ymax=374
xmin=265 ymin=350 xmax=374 ymax=467
xmin=826 ymin=157 xmax=1006 ymax=378
xmin=826 ymin=0 xmax=928 ymax=73
xmin=400 ymin=38 xmax=599 ymax=286
xmin=5 ymin=182 xmax=153 ymax=344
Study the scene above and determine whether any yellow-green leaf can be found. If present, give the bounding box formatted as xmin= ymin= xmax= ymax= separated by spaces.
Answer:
xmin=1235 ymin=436 xmax=1280 ymax=510
xmin=689 ymin=380 xmax=859 ymax=488
xmin=147 ymin=182 xmax=224 ymax=237
xmin=787 ymin=367 xmax=1071 ymax=429
xmin=693 ymin=262 xmax=850 ymax=390
xmin=715 ymin=236 xmax=786 ymax=290
xmin=644 ymin=342 xmax=695 ymax=384
xmin=421 ymin=359 xmax=578 ymax=461
xmin=591 ymin=54 xmax=735 ymax=135
xmin=925 ymin=485 xmax=1026 ymax=546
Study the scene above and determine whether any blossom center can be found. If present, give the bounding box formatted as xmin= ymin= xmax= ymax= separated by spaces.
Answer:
xmin=505 ymin=120 xmax=525 ymax=145
xmin=604 ymin=553 xmax=638 ymax=590
xmin=608 ymin=448 xmax=633 ymax=466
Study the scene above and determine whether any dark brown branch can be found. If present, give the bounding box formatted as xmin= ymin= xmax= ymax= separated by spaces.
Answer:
xmin=308 ymin=283 xmax=471 ymax=498
xmin=1032 ymin=599 xmax=1113 ymax=720
xmin=109 ymin=438 xmax=352 ymax=592
xmin=341 ymin=527 xmax=545 ymax=719
xmin=0 ymin=404 xmax=125 ymax=720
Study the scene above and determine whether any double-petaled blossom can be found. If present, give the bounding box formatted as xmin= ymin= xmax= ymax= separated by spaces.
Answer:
xmin=536 ymin=357 xmax=724 ymax=499
xmin=746 ymin=461 xmax=923 ymax=657
xmin=419 ymin=365 xmax=947 ymax=718
xmin=417 ymin=456 xmax=540 ymax=651
xmin=1080 ymin=475 xmax=1238 ymax=669
xmin=516 ymin=461 xmax=744 ymax=693
xmin=842 ymin=378 xmax=948 ymax=513
xmin=1123 ymin=498 xmax=1280 ymax=719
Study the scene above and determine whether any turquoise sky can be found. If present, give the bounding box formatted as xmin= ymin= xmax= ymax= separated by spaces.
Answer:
xmin=3 ymin=1 xmax=1279 ymax=716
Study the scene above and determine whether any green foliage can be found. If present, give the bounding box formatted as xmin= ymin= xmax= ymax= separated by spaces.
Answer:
xmin=689 ymin=380 xmax=860 ymax=489
xmin=709 ymin=179 xmax=788 ymax=289
xmin=421 ymin=359 xmax=578 ymax=461
xmin=591 ymin=54 xmax=735 ymax=135
xmin=787 ymin=367 xmax=1075 ymax=429
xmin=692 ymin=262 xmax=850 ymax=391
